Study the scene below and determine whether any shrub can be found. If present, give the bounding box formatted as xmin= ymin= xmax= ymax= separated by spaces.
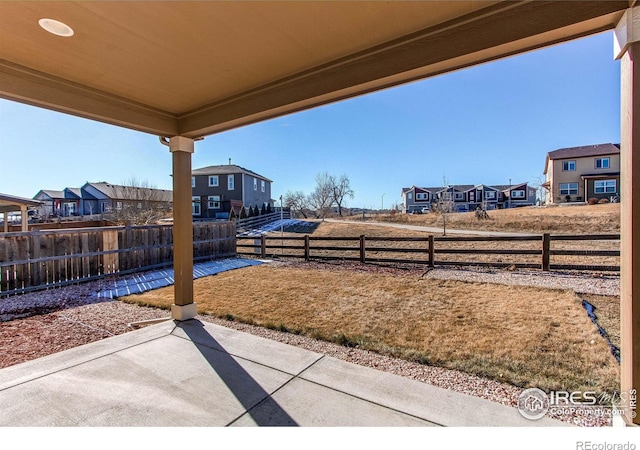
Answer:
xmin=261 ymin=203 xmax=267 ymax=215
xmin=598 ymin=198 xmax=610 ymax=204
xmin=239 ymin=206 xmax=247 ymax=219
xmin=588 ymin=198 xmax=599 ymax=205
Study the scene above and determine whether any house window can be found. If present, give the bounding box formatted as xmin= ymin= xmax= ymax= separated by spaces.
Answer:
xmin=511 ymin=190 xmax=525 ymax=199
xmin=407 ymin=192 xmax=413 ymax=200
xmin=594 ymin=179 xmax=616 ymax=194
xmin=454 ymin=192 xmax=465 ymax=201
xmin=254 ymin=178 xmax=258 ymax=191
xmin=261 ymin=180 xmax=265 ymax=192
xmin=116 ymin=201 xmax=123 ymax=211
xmin=101 ymin=202 xmax=107 ymax=213
xmin=208 ymin=175 xmax=219 ymax=187
xmin=191 ymin=177 xmax=195 ymax=188
xmin=595 ymin=157 xmax=610 ymax=169
xmin=559 ymin=183 xmax=579 ymax=195
xmin=416 ymin=193 xmax=428 ymax=201
xmin=562 ymin=160 xmax=576 ymax=171
xmin=228 ymin=174 xmax=234 ymax=190
xmin=137 ymin=202 xmax=142 ymax=209
xmin=485 ymin=191 xmax=496 ymax=200
xmin=208 ymin=195 xmax=221 ymax=209
xmin=192 ymin=196 xmax=201 ymax=216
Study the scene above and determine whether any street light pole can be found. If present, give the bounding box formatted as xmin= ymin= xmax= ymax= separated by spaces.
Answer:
xmin=381 ymin=193 xmax=386 ymax=211
xmin=508 ymin=178 xmax=512 ymax=209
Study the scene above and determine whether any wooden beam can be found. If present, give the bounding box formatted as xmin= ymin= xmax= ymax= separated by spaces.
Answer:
xmin=0 ymin=59 xmax=178 ymax=137
xmin=179 ymin=1 xmax=628 ymax=138
xmin=619 ymin=8 xmax=640 ymax=423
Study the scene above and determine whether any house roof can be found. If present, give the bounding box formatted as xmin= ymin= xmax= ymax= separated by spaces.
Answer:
xmin=0 ymin=2 xmax=628 ymax=139
xmin=492 ymin=183 xmax=528 ymax=192
xmin=581 ymin=171 xmax=621 ymax=178
xmin=0 ymin=193 xmax=42 ymax=213
xmin=544 ymin=143 xmax=621 ymax=174
xmin=34 ymin=189 xmax=65 ymax=200
xmin=84 ymin=182 xmax=173 ymax=203
xmin=547 ymin=143 xmax=620 ymax=160
xmin=192 ymin=165 xmax=272 ymax=182
xmin=64 ymin=187 xmax=83 ymax=198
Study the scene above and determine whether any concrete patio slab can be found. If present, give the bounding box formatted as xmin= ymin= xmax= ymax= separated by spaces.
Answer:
xmin=0 ymin=319 xmax=569 ymax=427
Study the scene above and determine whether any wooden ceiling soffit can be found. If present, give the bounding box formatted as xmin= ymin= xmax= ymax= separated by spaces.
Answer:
xmin=0 ymin=59 xmax=179 ymax=136
xmin=178 ymin=0 xmax=628 ymax=138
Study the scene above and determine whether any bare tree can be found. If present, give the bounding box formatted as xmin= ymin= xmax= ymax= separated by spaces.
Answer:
xmin=330 ymin=174 xmax=354 ymax=217
xmin=283 ymin=190 xmax=310 ymax=218
xmin=309 ymin=172 xmax=334 ymax=219
xmin=110 ymin=177 xmax=172 ymax=225
xmin=432 ymin=182 xmax=454 ymax=236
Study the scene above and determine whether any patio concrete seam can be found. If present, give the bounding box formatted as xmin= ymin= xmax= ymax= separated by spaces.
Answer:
xmin=293 ymin=374 xmax=443 ymax=426
xmin=0 ymin=331 xmax=177 ymax=392
xmin=225 ymin=353 xmax=328 ymax=427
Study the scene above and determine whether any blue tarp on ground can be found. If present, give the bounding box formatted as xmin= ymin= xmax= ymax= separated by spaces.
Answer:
xmin=96 ymin=258 xmax=263 ymax=299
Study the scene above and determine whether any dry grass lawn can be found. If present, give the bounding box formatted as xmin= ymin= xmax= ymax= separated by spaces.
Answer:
xmin=123 ymin=262 xmax=620 ymax=395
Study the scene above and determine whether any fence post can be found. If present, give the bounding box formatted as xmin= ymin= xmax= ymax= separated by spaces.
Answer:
xmin=260 ymin=235 xmax=266 ymax=258
xmin=542 ymin=233 xmax=550 ymax=271
xmin=360 ymin=235 xmax=366 ymax=263
xmin=428 ymin=235 xmax=435 ymax=267
xmin=102 ymin=229 xmax=119 ymax=275
xmin=304 ymin=235 xmax=310 ymax=262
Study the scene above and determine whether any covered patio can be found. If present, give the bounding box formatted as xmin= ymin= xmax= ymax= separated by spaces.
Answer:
xmin=0 ymin=193 xmax=41 ymax=232
xmin=0 ymin=1 xmax=638 ymax=427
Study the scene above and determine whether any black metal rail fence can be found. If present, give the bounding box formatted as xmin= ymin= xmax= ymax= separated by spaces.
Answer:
xmin=237 ymin=233 xmax=620 ymax=272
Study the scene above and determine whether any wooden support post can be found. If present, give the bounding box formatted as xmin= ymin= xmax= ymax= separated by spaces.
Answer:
xmin=260 ymin=234 xmax=266 ymax=258
xmin=616 ymin=8 xmax=640 ymax=425
xmin=169 ymin=136 xmax=197 ymax=321
xmin=304 ymin=235 xmax=310 ymax=262
xmin=20 ymin=206 xmax=28 ymax=232
xmin=359 ymin=235 xmax=366 ymax=263
xmin=428 ymin=235 xmax=435 ymax=267
xmin=541 ymin=233 xmax=550 ymax=271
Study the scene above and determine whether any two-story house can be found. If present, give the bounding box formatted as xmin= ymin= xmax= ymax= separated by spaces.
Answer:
xmin=542 ymin=143 xmax=620 ymax=204
xmin=191 ymin=165 xmax=272 ymax=218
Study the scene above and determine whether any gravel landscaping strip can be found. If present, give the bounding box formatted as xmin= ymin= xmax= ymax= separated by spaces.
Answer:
xmin=0 ymin=262 xmax=620 ymax=427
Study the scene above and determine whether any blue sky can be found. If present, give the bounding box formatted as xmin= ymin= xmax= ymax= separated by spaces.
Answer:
xmin=0 ymin=30 xmax=620 ymax=210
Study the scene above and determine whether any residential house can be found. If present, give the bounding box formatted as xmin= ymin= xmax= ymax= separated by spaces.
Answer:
xmin=542 ymin=143 xmax=620 ymax=204
xmin=33 ymin=189 xmax=80 ymax=217
xmin=402 ymin=182 xmax=536 ymax=213
xmin=80 ymin=182 xmax=172 ymax=216
xmin=401 ymin=186 xmax=442 ymax=214
xmin=191 ymin=164 xmax=273 ymax=218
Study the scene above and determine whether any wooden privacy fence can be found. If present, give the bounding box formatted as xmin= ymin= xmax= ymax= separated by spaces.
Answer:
xmin=0 ymin=222 xmax=236 ymax=296
xmin=237 ymin=233 xmax=620 ymax=272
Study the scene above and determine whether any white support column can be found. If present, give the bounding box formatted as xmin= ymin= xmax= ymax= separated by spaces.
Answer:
xmin=2 ymin=213 xmax=7 ymax=233
xmin=169 ymin=136 xmax=197 ymax=321
xmin=20 ymin=206 xmax=27 ymax=232
xmin=615 ymin=7 xmax=640 ymax=426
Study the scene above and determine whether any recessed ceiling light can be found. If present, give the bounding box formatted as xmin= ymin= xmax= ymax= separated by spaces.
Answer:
xmin=38 ymin=18 xmax=74 ymax=37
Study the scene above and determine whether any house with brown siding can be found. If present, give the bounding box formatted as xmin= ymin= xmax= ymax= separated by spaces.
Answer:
xmin=542 ymin=143 xmax=620 ymax=205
